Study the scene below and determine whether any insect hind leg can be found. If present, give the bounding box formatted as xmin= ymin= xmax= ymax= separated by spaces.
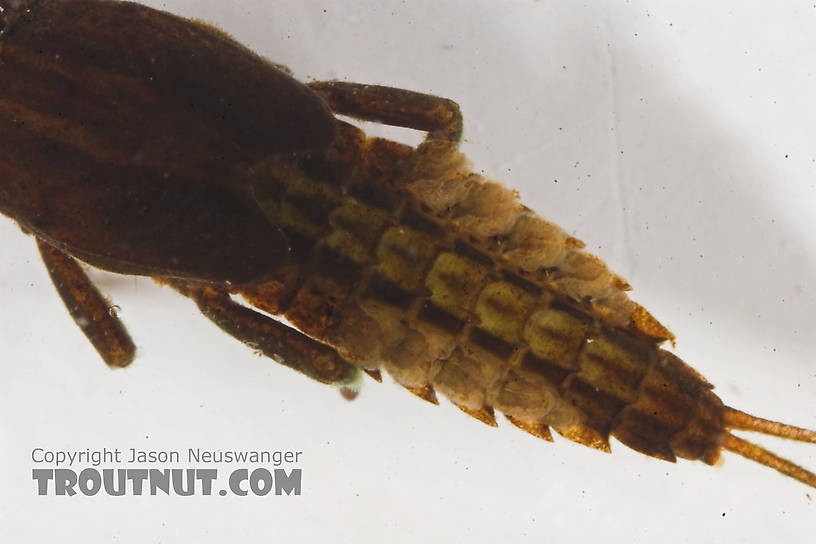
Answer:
xmin=165 ymin=280 xmax=361 ymax=392
xmin=308 ymin=81 xmax=463 ymax=143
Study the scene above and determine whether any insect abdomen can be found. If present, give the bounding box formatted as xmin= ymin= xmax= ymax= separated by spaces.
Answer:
xmin=332 ymin=245 xmax=724 ymax=463
xmin=241 ymin=126 xmax=725 ymax=463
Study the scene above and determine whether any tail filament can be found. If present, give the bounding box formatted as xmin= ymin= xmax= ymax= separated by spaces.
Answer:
xmin=722 ymin=407 xmax=816 ymax=488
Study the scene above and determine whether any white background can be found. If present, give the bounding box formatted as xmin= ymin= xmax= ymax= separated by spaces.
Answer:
xmin=2 ymin=0 xmax=816 ymax=541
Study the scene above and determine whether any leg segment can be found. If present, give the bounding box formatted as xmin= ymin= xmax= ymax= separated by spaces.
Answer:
xmin=165 ymin=280 xmax=360 ymax=387
xmin=308 ymin=81 xmax=463 ymax=143
xmin=37 ymin=239 xmax=135 ymax=368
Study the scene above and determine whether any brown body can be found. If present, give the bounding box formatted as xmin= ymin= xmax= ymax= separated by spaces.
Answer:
xmin=0 ymin=0 xmax=331 ymax=283
xmin=1 ymin=0 xmax=815 ymax=488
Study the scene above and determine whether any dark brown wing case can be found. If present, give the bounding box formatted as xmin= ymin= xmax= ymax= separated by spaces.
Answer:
xmin=0 ymin=0 xmax=335 ymax=283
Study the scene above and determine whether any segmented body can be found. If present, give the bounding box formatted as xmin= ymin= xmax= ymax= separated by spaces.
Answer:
xmin=238 ymin=120 xmax=724 ymax=465
xmin=2 ymin=0 xmax=813 ymax=488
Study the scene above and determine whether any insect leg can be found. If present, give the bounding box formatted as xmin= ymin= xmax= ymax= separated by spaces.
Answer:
xmin=308 ymin=81 xmax=463 ymax=142
xmin=165 ymin=280 xmax=361 ymax=390
xmin=36 ymin=239 xmax=135 ymax=368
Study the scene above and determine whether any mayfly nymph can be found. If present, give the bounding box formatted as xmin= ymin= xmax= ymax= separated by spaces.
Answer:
xmin=1 ymin=0 xmax=815 ymax=489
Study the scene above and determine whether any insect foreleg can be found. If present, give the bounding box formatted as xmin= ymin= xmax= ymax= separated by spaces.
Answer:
xmin=36 ymin=239 xmax=135 ymax=368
